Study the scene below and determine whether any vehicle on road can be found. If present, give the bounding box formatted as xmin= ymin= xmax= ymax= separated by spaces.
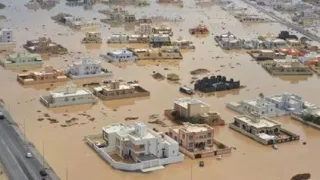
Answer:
xmin=40 ymin=169 xmax=48 ymax=177
xmin=26 ymin=152 xmax=33 ymax=158
xmin=0 ymin=112 xmax=4 ymax=120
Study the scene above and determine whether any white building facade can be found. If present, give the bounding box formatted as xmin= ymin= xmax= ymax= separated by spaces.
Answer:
xmin=92 ymin=122 xmax=184 ymax=172
xmin=40 ymin=84 xmax=97 ymax=108
xmin=101 ymin=49 xmax=137 ymax=62
xmin=66 ymin=58 xmax=112 ymax=79
xmin=0 ymin=28 xmax=16 ymax=50
xmin=0 ymin=52 xmax=43 ymax=67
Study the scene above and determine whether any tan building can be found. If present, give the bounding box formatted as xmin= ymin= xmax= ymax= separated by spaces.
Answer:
xmin=17 ymin=66 xmax=68 ymax=85
xmin=23 ymin=37 xmax=67 ymax=54
xmin=173 ymin=98 xmax=210 ymax=118
xmin=92 ymin=80 xmax=150 ymax=101
xmin=171 ymin=98 xmax=223 ymax=125
xmin=169 ymin=123 xmax=214 ymax=151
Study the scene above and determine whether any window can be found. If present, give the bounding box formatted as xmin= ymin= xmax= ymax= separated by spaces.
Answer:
xmin=189 ymin=135 xmax=193 ymax=140
xmin=182 ymin=134 xmax=185 ymax=139
xmin=139 ymin=144 xmax=144 ymax=149
xmin=207 ymin=140 xmax=212 ymax=144
xmin=189 ymin=143 xmax=193 ymax=148
xmin=207 ymin=133 xmax=211 ymax=137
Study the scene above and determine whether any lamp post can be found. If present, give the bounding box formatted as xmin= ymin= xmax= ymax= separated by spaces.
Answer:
xmin=42 ymin=140 xmax=45 ymax=170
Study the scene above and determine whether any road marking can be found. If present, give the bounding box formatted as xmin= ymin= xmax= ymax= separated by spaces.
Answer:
xmin=0 ymin=122 xmax=40 ymax=180
xmin=0 ymin=138 xmax=29 ymax=180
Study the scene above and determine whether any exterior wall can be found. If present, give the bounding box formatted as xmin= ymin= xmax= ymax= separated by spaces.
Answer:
xmin=233 ymin=117 xmax=281 ymax=135
xmin=229 ymin=124 xmax=269 ymax=145
xmin=0 ymin=59 xmax=43 ymax=67
xmin=95 ymin=86 xmax=150 ymax=101
xmin=86 ymin=135 xmax=184 ymax=171
xmin=69 ymin=72 xmax=112 ymax=79
xmin=40 ymin=94 xmax=97 ymax=108
xmin=174 ymin=102 xmax=209 ymax=118
xmin=187 ymin=103 xmax=202 ymax=117
xmin=17 ymin=74 xmax=68 ymax=85
xmin=291 ymin=114 xmax=320 ymax=130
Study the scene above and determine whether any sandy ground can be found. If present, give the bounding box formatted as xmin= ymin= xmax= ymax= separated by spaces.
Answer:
xmin=0 ymin=162 xmax=8 ymax=180
xmin=0 ymin=0 xmax=320 ymax=180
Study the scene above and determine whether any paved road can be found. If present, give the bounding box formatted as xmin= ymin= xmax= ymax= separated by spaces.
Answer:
xmin=239 ymin=0 xmax=320 ymax=43
xmin=0 ymin=106 xmax=60 ymax=180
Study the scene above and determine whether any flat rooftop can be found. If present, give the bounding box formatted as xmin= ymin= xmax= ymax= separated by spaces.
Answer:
xmin=174 ymin=98 xmax=210 ymax=109
xmin=244 ymin=99 xmax=274 ymax=108
xmin=102 ymin=123 xmax=134 ymax=134
xmin=267 ymin=94 xmax=301 ymax=104
xmin=235 ymin=115 xmax=280 ymax=129
xmin=103 ymin=84 xmax=133 ymax=91
xmin=51 ymin=89 xmax=91 ymax=98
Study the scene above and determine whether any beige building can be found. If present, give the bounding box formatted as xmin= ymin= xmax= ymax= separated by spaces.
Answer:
xmin=169 ymin=123 xmax=214 ymax=151
xmin=92 ymin=80 xmax=150 ymax=101
xmin=17 ymin=66 xmax=67 ymax=85
xmin=173 ymin=98 xmax=210 ymax=118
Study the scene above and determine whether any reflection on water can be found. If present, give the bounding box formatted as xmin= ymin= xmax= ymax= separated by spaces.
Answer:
xmin=50 ymin=103 xmax=95 ymax=114
xmin=84 ymin=43 xmax=102 ymax=50
xmin=102 ymin=97 xmax=150 ymax=109
xmin=196 ymin=88 xmax=241 ymax=98
xmin=5 ymin=66 xmax=41 ymax=73
xmin=23 ymin=81 xmax=68 ymax=91
xmin=106 ymin=43 xmax=149 ymax=49
xmin=276 ymin=75 xmax=311 ymax=84
xmin=136 ymin=59 xmax=181 ymax=67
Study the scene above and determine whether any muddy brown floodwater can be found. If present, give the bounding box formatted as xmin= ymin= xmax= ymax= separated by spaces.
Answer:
xmin=0 ymin=0 xmax=320 ymax=180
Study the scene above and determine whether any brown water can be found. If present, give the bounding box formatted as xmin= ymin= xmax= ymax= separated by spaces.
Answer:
xmin=1 ymin=0 xmax=320 ymax=180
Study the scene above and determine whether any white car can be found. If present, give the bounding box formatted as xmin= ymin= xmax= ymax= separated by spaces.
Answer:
xmin=26 ymin=152 xmax=33 ymax=158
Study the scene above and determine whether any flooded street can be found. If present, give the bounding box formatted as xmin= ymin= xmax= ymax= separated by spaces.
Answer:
xmin=1 ymin=0 xmax=320 ymax=180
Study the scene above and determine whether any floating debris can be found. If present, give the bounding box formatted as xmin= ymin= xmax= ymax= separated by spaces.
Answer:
xmin=190 ymin=68 xmax=210 ymax=75
xmin=125 ymin=116 xmax=139 ymax=121
xmin=152 ymin=72 xmax=165 ymax=80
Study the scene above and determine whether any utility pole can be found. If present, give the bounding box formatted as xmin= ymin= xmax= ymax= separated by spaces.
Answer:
xmin=66 ymin=168 xmax=68 ymax=180
xmin=24 ymin=119 xmax=27 ymax=146
xmin=42 ymin=140 xmax=45 ymax=170
xmin=190 ymin=164 xmax=192 ymax=180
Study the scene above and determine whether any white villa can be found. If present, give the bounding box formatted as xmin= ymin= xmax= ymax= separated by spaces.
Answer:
xmin=0 ymin=28 xmax=16 ymax=51
xmin=263 ymin=38 xmax=288 ymax=49
xmin=227 ymin=93 xmax=309 ymax=117
xmin=172 ymin=38 xmax=195 ymax=49
xmin=40 ymin=84 xmax=97 ymax=108
xmin=107 ymin=34 xmax=129 ymax=43
xmin=85 ymin=122 xmax=184 ymax=172
xmin=214 ymin=32 xmax=243 ymax=50
xmin=100 ymin=49 xmax=137 ymax=62
xmin=229 ymin=114 xmax=300 ymax=145
xmin=64 ymin=16 xmax=100 ymax=29
xmin=65 ymin=58 xmax=112 ymax=79
xmin=0 ymin=52 xmax=43 ymax=67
